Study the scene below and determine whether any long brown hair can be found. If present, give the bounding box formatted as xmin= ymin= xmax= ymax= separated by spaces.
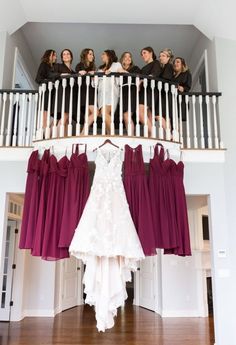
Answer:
xmin=120 ymin=51 xmax=134 ymax=71
xmin=80 ymin=48 xmax=96 ymax=71
xmin=41 ymin=50 xmax=56 ymax=65
xmin=99 ymin=50 xmax=118 ymax=71
xmin=140 ymin=47 xmax=157 ymax=61
xmin=173 ymin=57 xmax=189 ymax=76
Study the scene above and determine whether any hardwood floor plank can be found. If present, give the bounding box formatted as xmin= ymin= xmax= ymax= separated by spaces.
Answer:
xmin=0 ymin=304 xmax=214 ymax=345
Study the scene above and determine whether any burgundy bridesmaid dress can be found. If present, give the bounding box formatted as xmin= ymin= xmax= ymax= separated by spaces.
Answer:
xmin=123 ymin=144 xmax=156 ymax=256
xmin=149 ymin=144 xmax=178 ymax=250
xmin=41 ymin=154 xmax=70 ymax=260
xmin=19 ymin=150 xmax=40 ymax=249
xmin=31 ymin=149 xmax=50 ymax=257
xmin=59 ymin=144 xmax=90 ymax=249
xmin=164 ymin=160 xmax=191 ymax=256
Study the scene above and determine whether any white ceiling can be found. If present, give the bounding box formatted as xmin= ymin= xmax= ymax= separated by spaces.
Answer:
xmin=0 ymin=0 xmax=236 ymax=41
xmin=21 ymin=23 xmax=202 ymax=69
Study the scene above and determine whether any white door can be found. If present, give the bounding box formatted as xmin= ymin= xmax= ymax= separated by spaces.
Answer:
xmin=138 ymin=256 xmax=156 ymax=311
xmin=61 ymin=257 xmax=83 ymax=311
xmin=0 ymin=220 xmax=17 ymax=321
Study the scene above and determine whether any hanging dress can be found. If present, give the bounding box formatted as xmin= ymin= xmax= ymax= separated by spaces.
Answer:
xmin=123 ymin=144 xmax=156 ymax=256
xmin=59 ymin=144 xmax=90 ymax=249
xmin=164 ymin=160 xmax=192 ymax=256
xmin=31 ymin=149 xmax=50 ymax=256
xmin=69 ymin=147 xmax=144 ymax=332
xmin=149 ymin=144 xmax=178 ymax=250
xmin=19 ymin=150 xmax=40 ymax=249
xmin=41 ymin=154 xmax=70 ymax=260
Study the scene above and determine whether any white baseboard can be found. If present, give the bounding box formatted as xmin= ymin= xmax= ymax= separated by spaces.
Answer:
xmin=23 ymin=309 xmax=55 ymax=317
xmin=161 ymin=310 xmax=208 ymax=317
xmin=54 ymin=306 xmax=62 ymax=316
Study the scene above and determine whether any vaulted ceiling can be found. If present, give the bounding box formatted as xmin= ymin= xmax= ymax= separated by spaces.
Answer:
xmin=0 ymin=0 xmax=235 ymax=41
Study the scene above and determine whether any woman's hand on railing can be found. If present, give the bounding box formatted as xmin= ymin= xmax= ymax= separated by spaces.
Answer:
xmin=78 ymin=70 xmax=87 ymax=76
xmin=178 ymin=85 xmax=184 ymax=93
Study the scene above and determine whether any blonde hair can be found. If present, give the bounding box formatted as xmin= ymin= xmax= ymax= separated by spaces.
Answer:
xmin=160 ymin=48 xmax=174 ymax=63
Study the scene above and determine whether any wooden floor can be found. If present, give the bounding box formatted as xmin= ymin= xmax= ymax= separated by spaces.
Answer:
xmin=0 ymin=303 xmax=215 ymax=345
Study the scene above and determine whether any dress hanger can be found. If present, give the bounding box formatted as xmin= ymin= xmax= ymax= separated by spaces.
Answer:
xmin=93 ymin=139 xmax=119 ymax=152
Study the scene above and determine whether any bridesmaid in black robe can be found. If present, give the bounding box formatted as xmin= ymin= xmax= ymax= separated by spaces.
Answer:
xmin=173 ymin=57 xmax=192 ymax=121
xmin=157 ymin=48 xmax=175 ymax=129
xmin=75 ymin=48 xmax=96 ymax=133
xmin=54 ymin=49 xmax=76 ymax=130
xmin=35 ymin=49 xmax=57 ymax=129
xmin=119 ymin=51 xmax=140 ymax=135
xmin=139 ymin=46 xmax=162 ymax=136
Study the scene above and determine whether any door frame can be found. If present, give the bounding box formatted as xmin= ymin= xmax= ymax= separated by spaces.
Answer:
xmin=192 ymin=49 xmax=210 ymax=92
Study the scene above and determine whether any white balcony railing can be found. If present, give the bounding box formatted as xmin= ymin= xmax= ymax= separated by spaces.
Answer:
xmin=0 ymin=73 xmax=223 ymax=149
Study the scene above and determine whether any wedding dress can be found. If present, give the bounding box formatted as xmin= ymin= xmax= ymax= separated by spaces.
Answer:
xmin=69 ymin=147 xmax=144 ymax=331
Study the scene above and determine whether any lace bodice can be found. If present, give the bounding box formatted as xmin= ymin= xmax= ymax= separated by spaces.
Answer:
xmin=93 ymin=148 xmax=122 ymax=182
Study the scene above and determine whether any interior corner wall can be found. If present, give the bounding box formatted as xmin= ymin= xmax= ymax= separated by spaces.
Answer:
xmin=0 ymin=31 xmax=7 ymax=88
xmin=213 ymin=36 xmax=236 ymax=345
xmin=188 ymin=34 xmax=218 ymax=91
xmin=2 ymin=30 xmax=37 ymax=89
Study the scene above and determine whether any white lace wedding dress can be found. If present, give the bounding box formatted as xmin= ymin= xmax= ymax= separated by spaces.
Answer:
xmin=69 ymin=147 xmax=144 ymax=332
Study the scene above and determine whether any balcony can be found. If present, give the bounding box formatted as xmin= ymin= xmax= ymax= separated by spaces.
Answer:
xmin=0 ymin=73 xmax=224 ymax=162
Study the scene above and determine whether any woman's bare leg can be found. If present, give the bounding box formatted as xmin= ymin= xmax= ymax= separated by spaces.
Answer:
xmin=138 ymin=104 xmax=153 ymax=136
xmin=58 ymin=113 xmax=69 ymax=137
xmin=123 ymin=111 xmax=134 ymax=136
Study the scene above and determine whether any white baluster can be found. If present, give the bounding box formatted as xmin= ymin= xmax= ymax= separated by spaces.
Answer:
xmin=158 ymin=81 xmax=163 ymax=139
xmin=165 ymin=83 xmax=171 ymax=141
xmin=119 ymin=75 xmax=123 ymax=136
xmin=206 ymin=95 xmax=212 ymax=148
xmin=32 ymin=93 xmax=38 ymax=142
xmin=127 ymin=75 xmax=132 ymax=136
xmin=25 ymin=93 xmax=32 ymax=146
xmin=102 ymin=75 xmax=106 ymax=135
xmin=143 ymin=78 xmax=148 ymax=138
xmin=135 ymin=76 xmax=140 ymax=137
xmin=38 ymin=83 xmax=46 ymax=140
xmin=76 ymin=76 xmax=82 ymax=136
xmin=12 ymin=93 xmax=20 ymax=147
xmin=185 ymin=95 xmax=191 ymax=148
xmin=171 ymin=84 xmax=177 ymax=142
xmin=45 ymin=81 xmax=53 ymax=139
xmin=110 ymin=75 xmax=115 ymax=135
xmin=199 ymin=95 xmax=205 ymax=148
xmin=192 ymin=95 xmax=198 ymax=148
xmin=52 ymin=80 xmax=59 ymax=138
xmin=36 ymin=86 xmax=42 ymax=140
xmin=0 ymin=92 xmax=7 ymax=146
xmin=174 ymin=88 xmax=179 ymax=142
xmin=6 ymin=92 xmax=14 ymax=146
xmin=83 ymin=75 xmax=90 ymax=136
xmin=60 ymin=78 xmax=67 ymax=137
xmin=212 ymin=95 xmax=219 ymax=149
xmin=93 ymin=75 xmax=98 ymax=136
xmin=151 ymin=79 xmax=156 ymax=138
xmin=18 ymin=93 xmax=26 ymax=146
xmin=178 ymin=94 xmax=184 ymax=147
xmin=68 ymin=77 xmax=74 ymax=137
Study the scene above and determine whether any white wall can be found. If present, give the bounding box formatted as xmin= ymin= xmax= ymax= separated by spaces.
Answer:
xmin=0 ymin=31 xmax=7 ymax=88
xmin=1 ymin=30 xmax=37 ymax=89
xmin=213 ymin=36 xmax=236 ymax=345
xmin=23 ymin=253 xmax=56 ymax=316
xmin=188 ymin=34 xmax=218 ymax=91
